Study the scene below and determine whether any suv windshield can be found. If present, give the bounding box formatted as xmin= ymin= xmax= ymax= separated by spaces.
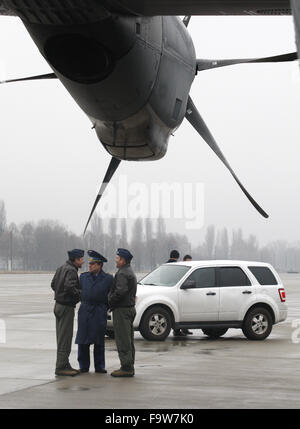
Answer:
xmin=139 ymin=265 xmax=191 ymax=287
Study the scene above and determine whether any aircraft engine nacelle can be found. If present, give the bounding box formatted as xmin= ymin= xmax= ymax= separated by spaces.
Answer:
xmin=23 ymin=14 xmax=196 ymax=161
xmin=24 ymin=15 xmax=162 ymax=121
xmin=92 ymin=103 xmax=172 ymax=161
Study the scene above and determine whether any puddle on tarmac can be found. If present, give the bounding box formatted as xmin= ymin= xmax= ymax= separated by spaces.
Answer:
xmin=137 ymin=364 xmax=162 ymax=368
xmin=136 ymin=340 xmax=198 ymax=353
xmin=193 ymin=347 xmax=231 ymax=355
xmin=193 ymin=349 xmax=214 ymax=355
xmin=57 ymin=386 xmax=91 ymax=391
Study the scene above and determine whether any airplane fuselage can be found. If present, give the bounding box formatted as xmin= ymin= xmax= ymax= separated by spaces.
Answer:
xmin=23 ymin=13 xmax=196 ymax=161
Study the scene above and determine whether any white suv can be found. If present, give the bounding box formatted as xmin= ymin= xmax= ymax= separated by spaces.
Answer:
xmin=107 ymin=260 xmax=287 ymax=341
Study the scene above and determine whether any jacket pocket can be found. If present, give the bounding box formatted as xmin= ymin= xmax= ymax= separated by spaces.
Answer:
xmin=54 ymin=303 xmax=66 ymax=319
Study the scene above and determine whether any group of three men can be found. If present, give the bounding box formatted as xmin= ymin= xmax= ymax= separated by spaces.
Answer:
xmin=51 ymin=247 xmax=137 ymax=378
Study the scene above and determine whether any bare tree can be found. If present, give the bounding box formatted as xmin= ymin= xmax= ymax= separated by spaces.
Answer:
xmin=89 ymin=214 xmax=104 ymax=253
xmin=34 ymin=220 xmax=69 ymax=270
xmin=218 ymin=227 xmax=229 ymax=259
xmin=144 ymin=218 xmax=156 ymax=270
xmin=105 ymin=218 xmax=118 ymax=271
xmin=156 ymin=217 xmax=168 ymax=263
xmin=0 ymin=200 xmax=6 ymax=235
xmin=231 ymin=228 xmax=245 ymax=259
xmin=20 ymin=222 xmax=36 ymax=270
xmin=247 ymin=234 xmax=259 ymax=261
xmin=131 ymin=218 xmax=144 ymax=272
xmin=120 ymin=218 xmax=128 ymax=248
xmin=91 ymin=214 xmax=103 ymax=239
xmin=2 ymin=198 xmax=300 ymax=274
xmin=204 ymin=225 xmax=215 ymax=259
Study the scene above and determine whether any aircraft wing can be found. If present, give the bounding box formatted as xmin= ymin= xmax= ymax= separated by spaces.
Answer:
xmin=113 ymin=0 xmax=291 ymax=16
xmin=0 ymin=1 xmax=291 ymax=18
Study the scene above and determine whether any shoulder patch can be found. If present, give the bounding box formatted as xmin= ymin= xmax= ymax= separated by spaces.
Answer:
xmin=80 ymin=272 xmax=89 ymax=278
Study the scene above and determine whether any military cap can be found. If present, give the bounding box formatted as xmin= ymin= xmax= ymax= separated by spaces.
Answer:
xmin=116 ymin=248 xmax=133 ymax=262
xmin=88 ymin=250 xmax=107 ymax=263
xmin=68 ymin=249 xmax=84 ymax=260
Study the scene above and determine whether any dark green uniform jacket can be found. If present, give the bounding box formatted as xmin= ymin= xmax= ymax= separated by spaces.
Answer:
xmin=108 ymin=264 xmax=137 ymax=310
xmin=51 ymin=260 xmax=81 ymax=307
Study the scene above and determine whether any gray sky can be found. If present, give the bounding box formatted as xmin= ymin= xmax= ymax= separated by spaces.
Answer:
xmin=0 ymin=15 xmax=299 ymax=247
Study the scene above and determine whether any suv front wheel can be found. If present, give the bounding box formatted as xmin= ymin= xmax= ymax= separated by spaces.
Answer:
xmin=140 ymin=306 xmax=172 ymax=341
xmin=242 ymin=307 xmax=273 ymax=340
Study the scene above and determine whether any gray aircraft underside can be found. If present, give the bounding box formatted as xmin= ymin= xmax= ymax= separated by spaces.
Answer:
xmin=0 ymin=0 xmax=298 ymax=231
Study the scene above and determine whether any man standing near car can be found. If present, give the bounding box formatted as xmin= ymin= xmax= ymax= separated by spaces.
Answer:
xmin=109 ymin=248 xmax=137 ymax=378
xmin=181 ymin=255 xmax=193 ymax=336
xmin=51 ymin=249 xmax=84 ymax=376
xmin=167 ymin=250 xmax=180 ymax=263
xmin=75 ymin=250 xmax=113 ymax=374
xmin=167 ymin=250 xmax=193 ymax=337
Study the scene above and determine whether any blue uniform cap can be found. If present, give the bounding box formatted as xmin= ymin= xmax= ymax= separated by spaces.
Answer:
xmin=68 ymin=249 xmax=84 ymax=260
xmin=116 ymin=248 xmax=133 ymax=262
xmin=88 ymin=250 xmax=107 ymax=263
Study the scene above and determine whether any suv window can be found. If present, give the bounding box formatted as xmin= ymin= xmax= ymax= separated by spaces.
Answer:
xmin=186 ymin=267 xmax=216 ymax=288
xmin=139 ymin=265 xmax=191 ymax=287
xmin=219 ymin=267 xmax=251 ymax=287
xmin=248 ymin=266 xmax=278 ymax=285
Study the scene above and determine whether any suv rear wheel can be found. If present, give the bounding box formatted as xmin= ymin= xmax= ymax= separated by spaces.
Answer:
xmin=140 ymin=306 xmax=172 ymax=341
xmin=202 ymin=328 xmax=228 ymax=339
xmin=242 ymin=307 xmax=273 ymax=340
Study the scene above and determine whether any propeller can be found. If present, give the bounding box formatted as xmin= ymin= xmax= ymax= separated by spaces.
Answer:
xmin=185 ymin=96 xmax=269 ymax=218
xmin=197 ymin=52 xmax=298 ymax=72
xmin=0 ymin=70 xmax=120 ymax=233
xmin=0 ymin=72 xmax=57 ymax=84
xmin=83 ymin=156 xmax=121 ymax=235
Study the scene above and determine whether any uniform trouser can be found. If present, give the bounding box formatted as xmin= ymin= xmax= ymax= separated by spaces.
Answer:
xmin=77 ymin=341 xmax=105 ymax=371
xmin=54 ymin=302 xmax=75 ymax=371
xmin=113 ymin=307 xmax=136 ymax=371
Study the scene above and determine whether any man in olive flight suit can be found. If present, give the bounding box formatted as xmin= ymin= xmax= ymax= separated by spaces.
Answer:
xmin=51 ymin=249 xmax=84 ymax=376
xmin=109 ymin=248 xmax=137 ymax=377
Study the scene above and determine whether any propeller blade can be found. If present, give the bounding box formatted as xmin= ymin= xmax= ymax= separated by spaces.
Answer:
xmin=197 ymin=52 xmax=298 ymax=72
xmin=183 ymin=16 xmax=191 ymax=27
xmin=0 ymin=73 xmax=57 ymax=84
xmin=84 ymin=157 xmax=121 ymax=235
xmin=185 ymin=97 xmax=269 ymax=218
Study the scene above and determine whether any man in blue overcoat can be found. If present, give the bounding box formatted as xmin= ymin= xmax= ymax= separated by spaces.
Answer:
xmin=75 ymin=250 xmax=113 ymax=373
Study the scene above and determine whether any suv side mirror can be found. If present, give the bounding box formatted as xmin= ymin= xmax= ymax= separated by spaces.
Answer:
xmin=180 ymin=279 xmax=196 ymax=290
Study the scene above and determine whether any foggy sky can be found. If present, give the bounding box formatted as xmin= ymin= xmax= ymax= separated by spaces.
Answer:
xmin=0 ymin=15 xmax=299 ymax=247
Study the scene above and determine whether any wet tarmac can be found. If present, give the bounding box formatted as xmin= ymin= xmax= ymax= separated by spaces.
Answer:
xmin=0 ymin=273 xmax=300 ymax=409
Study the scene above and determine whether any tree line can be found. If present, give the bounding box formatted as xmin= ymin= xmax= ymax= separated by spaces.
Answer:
xmin=0 ymin=200 xmax=299 ymax=273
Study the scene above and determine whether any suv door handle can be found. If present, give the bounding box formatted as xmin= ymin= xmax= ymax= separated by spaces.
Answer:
xmin=242 ymin=290 xmax=252 ymax=294
xmin=206 ymin=292 xmax=216 ymax=296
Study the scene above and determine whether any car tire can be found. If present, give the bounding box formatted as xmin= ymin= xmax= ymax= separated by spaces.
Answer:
xmin=242 ymin=307 xmax=273 ymax=340
xmin=140 ymin=306 xmax=172 ymax=341
xmin=105 ymin=330 xmax=115 ymax=339
xmin=202 ymin=328 xmax=228 ymax=339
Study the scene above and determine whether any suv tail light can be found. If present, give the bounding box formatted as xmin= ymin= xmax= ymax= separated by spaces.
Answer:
xmin=278 ymin=288 xmax=286 ymax=302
